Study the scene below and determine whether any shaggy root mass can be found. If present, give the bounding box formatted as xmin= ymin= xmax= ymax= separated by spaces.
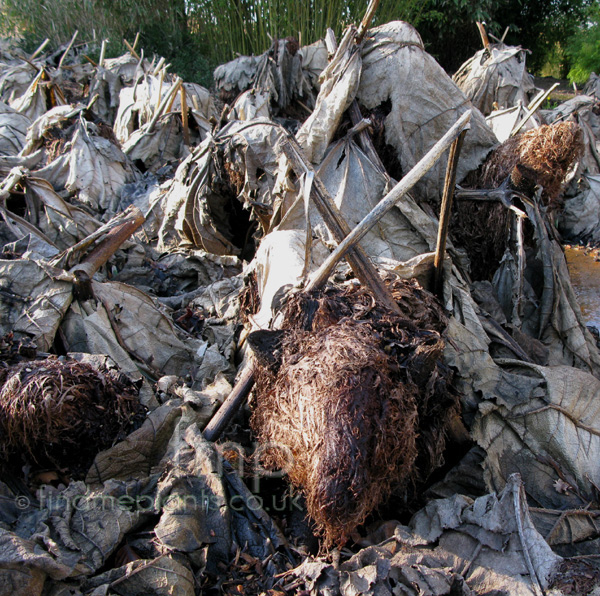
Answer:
xmin=250 ymin=279 xmax=459 ymax=546
xmin=451 ymin=121 xmax=583 ymax=280
xmin=479 ymin=121 xmax=583 ymax=208
xmin=0 ymin=358 xmax=145 ymax=478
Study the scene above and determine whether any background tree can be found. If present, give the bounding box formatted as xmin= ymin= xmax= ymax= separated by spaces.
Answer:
xmin=411 ymin=0 xmax=499 ymax=73
xmin=565 ymin=0 xmax=600 ymax=83
xmin=416 ymin=0 xmax=593 ymax=75
xmin=0 ymin=0 xmax=595 ymax=84
xmin=494 ymin=0 xmax=594 ymax=76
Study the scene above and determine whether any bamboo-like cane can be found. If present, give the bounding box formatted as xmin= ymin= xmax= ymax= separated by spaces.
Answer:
xmin=30 ymin=38 xmax=50 ymax=61
xmin=433 ymin=129 xmax=467 ymax=297
xmin=57 ymin=30 xmax=79 ymax=70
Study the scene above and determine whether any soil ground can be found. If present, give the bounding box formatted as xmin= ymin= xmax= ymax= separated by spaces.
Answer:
xmin=535 ymin=75 xmax=577 ymax=104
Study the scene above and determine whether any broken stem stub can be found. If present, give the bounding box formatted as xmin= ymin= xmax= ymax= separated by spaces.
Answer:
xmin=434 ymin=128 xmax=467 ymax=297
xmin=203 ymin=364 xmax=256 ymax=442
xmin=356 ymin=0 xmax=381 ymax=42
xmin=74 ymin=206 xmax=145 ymax=279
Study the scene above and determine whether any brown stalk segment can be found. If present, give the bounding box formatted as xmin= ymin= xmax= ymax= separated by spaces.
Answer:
xmin=281 ymin=136 xmax=402 ymax=315
xmin=434 ymin=129 xmax=467 ymax=297
xmin=476 ymin=21 xmax=490 ymax=50
xmin=180 ymin=85 xmax=190 ymax=146
xmin=76 ymin=206 xmax=145 ymax=278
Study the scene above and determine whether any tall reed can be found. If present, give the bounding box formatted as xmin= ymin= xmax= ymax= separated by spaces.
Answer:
xmin=189 ymin=0 xmax=430 ymax=62
xmin=0 ymin=0 xmax=432 ymax=82
xmin=0 ymin=0 xmax=186 ymax=54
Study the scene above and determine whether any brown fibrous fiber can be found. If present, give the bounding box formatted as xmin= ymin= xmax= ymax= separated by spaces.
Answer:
xmin=451 ymin=121 xmax=583 ymax=281
xmin=250 ymin=278 xmax=459 ymax=547
xmin=479 ymin=121 xmax=583 ymax=208
xmin=451 ymin=200 xmax=510 ymax=281
xmin=0 ymin=358 xmax=146 ymax=478
xmin=238 ymin=270 xmax=260 ymax=325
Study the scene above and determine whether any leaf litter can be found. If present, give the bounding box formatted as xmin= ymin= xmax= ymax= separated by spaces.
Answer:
xmin=0 ymin=9 xmax=599 ymax=596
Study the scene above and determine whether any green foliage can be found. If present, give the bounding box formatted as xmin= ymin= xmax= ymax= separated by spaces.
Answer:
xmin=186 ymin=0 xmax=431 ymax=63
xmin=141 ymin=27 xmax=217 ymax=88
xmin=0 ymin=0 xmax=188 ymax=60
xmin=415 ymin=0 xmax=499 ymax=72
xmin=0 ymin=0 xmax=213 ymax=82
xmin=417 ymin=0 xmax=593 ymax=76
xmin=494 ymin=0 xmax=594 ymax=74
xmin=539 ymin=43 xmax=569 ymax=79
xmin=0 ymin=0 xmax=594 ymax=85
xmin=566 ymin=2 xmax=600 ymax=83
xmin=0 ymin=0 xmax=437 ymax=85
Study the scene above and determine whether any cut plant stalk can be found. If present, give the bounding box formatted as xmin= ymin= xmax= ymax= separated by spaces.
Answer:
xmin=123 ymin=38 xmax=140 ymax=61
xmin=281 ymin=134 xmax=401 ymax=314
xmin=148 ymin=78 xmax=182 ymax=132
xmin=356 ymin=0 xmax=380 ymax=42
xmin=29 ymin=38 xmax=49 ymax=61
xmin=68 ymin=208 xmax=144 ymax=302
xmin=348 ymin=102 xmax=388 ymax=174
xmin=163 ymin=77 xmax=181 ymax=115
xmin=153 ymin=56 xmax=166 ymax=77
xmin=57 ymin=30 xmax=78 ymax=70
xmin=511 ymin=83 xmax=559 ymax=137
xmin=476 ymin=21 xmax=490 ymax=50
xmin=203 ymin=366 xmax=256 ymax=442
xmin=180 ymin=85 xmax=190 ymax=146
xmin=50 ymin=205 xmax=145 ymax=273
xmin=434 ymin=129 xmax=467 ymax=298
xmin=73 ymin=206 xmax=145 ymax=279
xmin=98 ymin=39 xmax=107 ymax=68
xmin=307 ymin=110 xmax=472 ymax=291
xmin=156 ymin=68 xmax=165 ymax=114
xmin=83 ymin=55 xmax=97 ymax=67
xmin=86 ymin=93 xmax=99 ymax=111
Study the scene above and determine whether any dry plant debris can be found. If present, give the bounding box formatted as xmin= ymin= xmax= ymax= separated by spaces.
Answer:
xmin=251 ymin=279 xmax=459 ymax=546
xmin=549 ymin=560 xmax=600 ymax=595
xmin=0 ymin=357 xmax=146 ymax=477
xmin=451 ymin=199 xmax=511 ymax=281
xmin=479 ymin=121 xmax=584 ymax=208
xmin=0 ymin=14 xmax=599 ymax=595
xmin=452 ymin=121 xmax=584 ymax=280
